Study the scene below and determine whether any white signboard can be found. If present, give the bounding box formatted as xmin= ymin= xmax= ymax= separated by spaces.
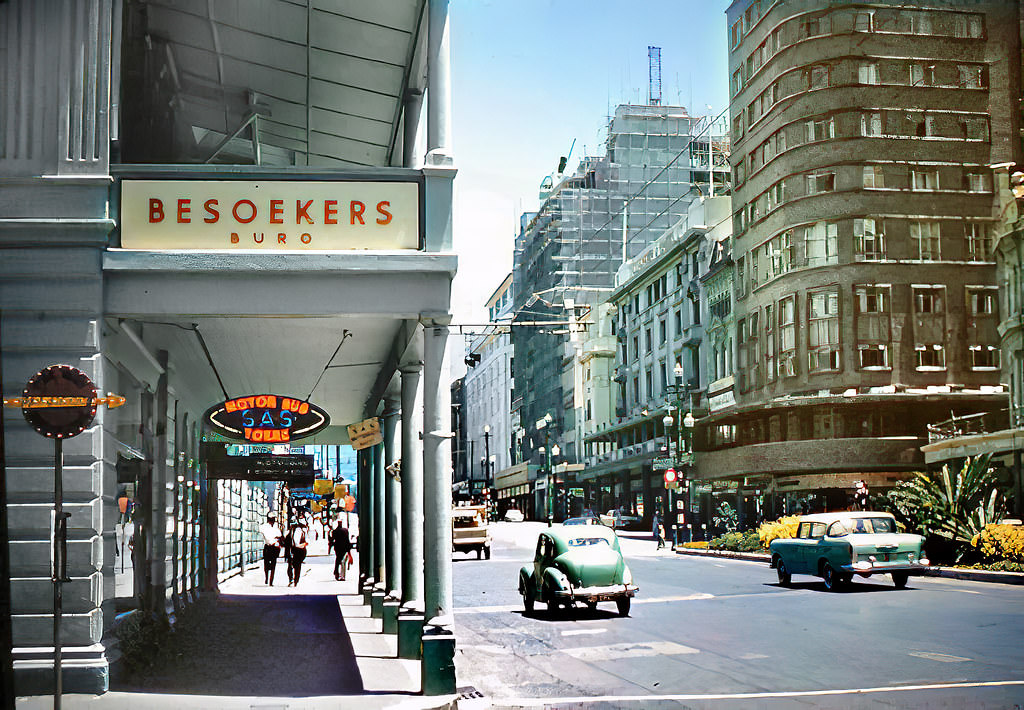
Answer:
xmin=121 ymin=180 xmax=420 ymax=250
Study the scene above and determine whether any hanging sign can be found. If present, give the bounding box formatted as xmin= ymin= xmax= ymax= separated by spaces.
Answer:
xmin=204 ymin=394 xmax=330 ymax=443
xmin=347 ymin=417 xmax=382 ymax=450
xmin=207 ymin=454 xmax=314 ymax=485
xmin=3 ymin=365 xmax=126 ymax=439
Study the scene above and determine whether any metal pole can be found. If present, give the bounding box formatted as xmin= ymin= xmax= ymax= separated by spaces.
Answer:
xmin=0 ymin=310 xmax=15 ymax=710
xmin=53 ymin=437 xmax=66 ymax=710
xmin=546 ymin=433 xmax=552 ymax=527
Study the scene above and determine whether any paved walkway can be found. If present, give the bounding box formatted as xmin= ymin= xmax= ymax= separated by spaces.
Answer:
xmin=17 ymin=538 xmax=457 ymax=710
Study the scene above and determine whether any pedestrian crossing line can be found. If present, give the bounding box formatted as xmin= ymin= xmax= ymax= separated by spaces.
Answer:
xmin=908 ymin=651 xmax=971 ymax=662
xmin=561 ymin=628 xmax=607 ymax=636
xmin=494 ymin=679 xmax=1024 ymax=707
xmin=455 ymin=593 xmax=714 ymax=614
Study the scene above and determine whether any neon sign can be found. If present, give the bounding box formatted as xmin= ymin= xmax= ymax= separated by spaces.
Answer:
xmin=204 ymin=394 xmax=330 ymax=443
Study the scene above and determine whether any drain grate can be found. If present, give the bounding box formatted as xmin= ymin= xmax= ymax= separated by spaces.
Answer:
xmin=457 ymin=685 xmax=485 ymax=699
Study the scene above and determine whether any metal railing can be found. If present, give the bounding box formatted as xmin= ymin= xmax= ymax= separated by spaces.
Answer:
xmin=926 ymin=408 xmax=1011 ymax=443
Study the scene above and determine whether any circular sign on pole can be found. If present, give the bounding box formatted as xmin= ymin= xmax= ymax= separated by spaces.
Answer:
xmin=21 ymin=365 xmax=98 ymax=439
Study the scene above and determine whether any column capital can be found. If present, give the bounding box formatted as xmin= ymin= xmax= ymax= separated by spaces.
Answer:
xmin=400 ymin=361 xmax=423 ymax=375
xmin=419 ymin=313 xmax=452 ymax=328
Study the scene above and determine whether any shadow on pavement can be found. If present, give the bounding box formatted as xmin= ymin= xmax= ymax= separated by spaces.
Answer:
xmin=112 ymin=593 xmax=363 ymax=696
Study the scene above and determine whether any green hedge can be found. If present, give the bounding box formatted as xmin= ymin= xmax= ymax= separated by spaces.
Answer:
xmin=707 ymin=530 xmax=763 ymax=552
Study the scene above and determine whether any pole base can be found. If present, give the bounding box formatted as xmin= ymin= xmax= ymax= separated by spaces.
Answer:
xmin=420 ymin=628 xmax=456 ymax=696
xmin=370 ymin=588 xmax=386 ymax=619
xmin=397 ymin=611 xmax=424 ymax=659
xmin=382 ymin=598 xmax=400 ymax=634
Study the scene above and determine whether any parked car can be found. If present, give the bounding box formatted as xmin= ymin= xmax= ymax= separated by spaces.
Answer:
xmin=518 ymin=525 xmax=638 ymax=616
xmin=599 ymin=508 xmax=643 ymax=530
xmin=769 ymin=512 xmax=930 ymax=591
xmin=503 ymin=508 xmax=525 ymax=523
xmin=563 ymin=515 xmax=603 ymax=526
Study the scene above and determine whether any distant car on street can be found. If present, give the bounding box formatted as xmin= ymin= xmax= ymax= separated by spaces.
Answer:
xmin=599 ymin=508 xmax=643 ymax=530
xmin=519 ymin=525 xmax=637 ymax=616
xmin=503 ymin=508 xmax=525 ymax=523
xmin=563 ymin=515 xmax=603 ymax=526
xmin=769 ymin=512 xmax=930 ymax=591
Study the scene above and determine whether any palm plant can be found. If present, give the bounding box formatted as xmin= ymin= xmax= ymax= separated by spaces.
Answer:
xmin=886 ymin=453 xmax=1005 ymax=561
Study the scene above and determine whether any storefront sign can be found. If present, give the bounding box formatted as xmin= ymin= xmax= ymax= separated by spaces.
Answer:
xmin=121 ymin=180 xmax=420 ymax=250
xmin=3 ymin=365 xmax=126 ymax=439
xmin=347 ymin=418 xmax=382 ymax=450
xmin=207 ymin=454 xmax=314 ymax=485
xmin=204 ymin=394 xmax=329 ymax=443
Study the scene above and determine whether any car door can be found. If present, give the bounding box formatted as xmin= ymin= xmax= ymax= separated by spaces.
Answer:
xmin=804 ymin=522 xmax=828 ymax=573
xmin=533 ymin=534 xmax=548 ymax=583
xmin=789 ymin=522 xmax=817 ymax=573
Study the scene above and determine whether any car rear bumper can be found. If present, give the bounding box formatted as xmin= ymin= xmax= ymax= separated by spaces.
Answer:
xmin=840 ymin=561 xmax=930 ymax=576
xmin=553 ymin=584 xmax=638 ymax=603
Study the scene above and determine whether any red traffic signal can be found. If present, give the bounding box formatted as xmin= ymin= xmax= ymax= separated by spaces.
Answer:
xmin=663 ymin=468 xmax=677 ymax=484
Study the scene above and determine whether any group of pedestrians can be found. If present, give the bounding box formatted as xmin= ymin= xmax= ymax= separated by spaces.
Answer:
xmin=259 ymin=514 xmax=353 ymax=586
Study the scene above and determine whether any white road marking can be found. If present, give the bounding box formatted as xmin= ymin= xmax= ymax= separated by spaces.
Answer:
xmin=738 ymin=653 xmax=770 ymax=660
xmin=458 ymin=644 xmax=508 ymax=654
xmin=909 ymin=651 xmax=971 ymax=663
xmin=495 ymin=679 xmax=1024 ymax=706
xmin=455 ymin=593 xmax=714 ymax=614
xmin=561 ymin=628 xmax=607 ymax=637
xmin=562 ymin=641 xmax=699 ymax=661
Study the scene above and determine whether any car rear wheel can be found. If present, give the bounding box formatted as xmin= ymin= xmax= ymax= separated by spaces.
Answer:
xmin=616 ymin=597 xmax=631 ymax=616
xmin=892 ymin=571 xmax=909 ymax=589
xmin=775 ymin=556 xmax=791 ymax=586
xmin=476 ymin=548 xmax=482 ymax=560
xmin=485 ymin=546 xmax=491 ymax=560
xmin=822 ymin=562 xmax=845 ymax=592
xmin=585 ymin=600 xmax=597 ymax=611
xmin=523 ymin=587 xmax=534 ymax=613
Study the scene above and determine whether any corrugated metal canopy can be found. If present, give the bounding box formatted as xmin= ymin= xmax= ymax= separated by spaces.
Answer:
xmin=131 ymin=0 xmax=426 ymax=167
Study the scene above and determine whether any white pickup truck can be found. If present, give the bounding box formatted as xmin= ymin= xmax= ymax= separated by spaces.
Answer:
xmin=452 ymin=505 xmax=491 ymax=559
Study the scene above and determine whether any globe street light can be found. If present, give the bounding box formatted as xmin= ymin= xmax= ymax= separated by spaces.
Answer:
xmin=550 ymin=444 xmax=561 ymax=523
xmin=535 ymin=413 xmax=554 ymax=525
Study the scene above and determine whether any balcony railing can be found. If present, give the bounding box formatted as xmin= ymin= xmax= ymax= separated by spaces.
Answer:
xmin=927 ymin=408 xmax=1011 ymax=444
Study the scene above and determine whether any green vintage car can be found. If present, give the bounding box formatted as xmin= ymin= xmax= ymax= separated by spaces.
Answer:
xmin=769 ymin=512 xmax=930 ymax=591
xmin=518 ymin=525 xmax=638 ymax=615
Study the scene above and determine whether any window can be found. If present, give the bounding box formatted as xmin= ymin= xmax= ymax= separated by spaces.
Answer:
xmin=915 ymin=344 xmax=946 ymax=369
xmin=632 ymin=335 xmax=639 ymax=361
xmin=808 ymin=290 xmax=840 ymax=373
xmin=673 ymin=309 xmax=681 ymax=334
xmin=911 ymin=221 xmax=941 ymax=261
xmin=859 ymin=62 xmax=879 ymax=85
xmin=856 ymin=286 xmax=890 ymax=314
xmin=914 ymin=287 xmax=944 ymax=314
xmin=806 ymin=172 xmax=836 ymax=194
xmin=803 ymin=15 xmax=829 ymax=38
xmin=805 ymin=116 xmax=834 ymax=142
xmin=968 ymin=289 xmax=997 ymax=316
xmin=961 ymin=117 xmax=989 ymax=141
xmin=645 ymin=328 xmax=652 ymax=350
xmin=765 ymin=302 xmax=776 ymax=382
xmin=732 ymin=69 xmax=743 ymax=96
xmin=965 ymin=223 xmax=993 ymax=262
xmin=969 ymin=345 xmax=1000 ymax=369
xmin=958 ymin=65 xmax=985 ymax=89
xmin=730 ymin=20 xmax=741 ymax=48
xmin=854 ymin=11 xmax=874 ymax=32
xmin=910 ymin=63 xmax=935 ymax=87
xmin=805 ymin=221 xmax=838 ymax=267
xmin=954 ymin=14 xmax=983 ymax=39
xmin=736 ymin=255 xmax=747 ymax=297
xmin=908 ymin=112 xmax=934 ymax=137
xmin=910 ymin=11 xmax=933 ymax=35
xmin=659 ymin=319 xmax=667 ymax=344
xmin=966 ymin=173 xmax=991 ymax=193
xmin=863 ymin=165 xmax=884 ymax=188
xmin=912 ymin=169 xmax=939 ymax=191
xmin=859 ymin=344 xmax=890 ymax=369
xmin=861 ymin=112 xmax=882 ymax=136
xmin=806 ymin=64 xmax=830 ymax=90
xmin=779 ymin=296 xmax=797 ymax=377
xmin=854 ymin=218 xmax=885 ymax=260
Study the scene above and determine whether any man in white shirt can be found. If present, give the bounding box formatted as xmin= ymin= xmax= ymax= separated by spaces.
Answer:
xmin=260 ymin=515 xmax=282 ymax=585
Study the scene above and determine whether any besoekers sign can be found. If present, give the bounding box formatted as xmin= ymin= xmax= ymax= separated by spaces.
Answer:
xmin=204 ymin=394 xmax=330 ymax=443
xmin=121 ymin=180 xmax=420 ymax=250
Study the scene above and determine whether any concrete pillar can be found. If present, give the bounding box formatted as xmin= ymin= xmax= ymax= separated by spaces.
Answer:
xmin=425 ymin=0 xmax=453 ymax=168
xmin=398 ymin=363 xmax=424 ymax=658
xmin=151 ymin=350 xmax=170 ymax=618
xmin=357 ymin=447 xmax=371 ymax=594
xmin=373 ymin=440 xmax=386 ymax=582
xmin=382 ymin=401 xmax=402 ymax=634
xmin=421 ymin=318 xmax=455 ymax=695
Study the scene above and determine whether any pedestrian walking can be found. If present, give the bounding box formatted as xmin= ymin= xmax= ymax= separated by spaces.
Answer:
xmin=259 ymin=515 xmax=283 ymax=585
xmin=287 ymin=522 xmax=309 ymax=586
xmin=652 ymin=511 xmax=662 ymax=546
xmin=657 ymin=523 xmax=667 ymax=550
xmin=328 ymin=517 xmax=352 ymax=581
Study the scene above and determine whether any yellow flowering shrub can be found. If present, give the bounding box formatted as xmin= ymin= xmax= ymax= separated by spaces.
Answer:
xmin=758 ymin=515 xmax=801 ymax=548
xmin=681 ymin=541 xmax=708 ymax=549
xmin=971 ymin=524 xmax=1024 ymax=562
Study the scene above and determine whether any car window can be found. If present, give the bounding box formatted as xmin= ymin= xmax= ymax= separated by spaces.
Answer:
xmin=808 ymin=522 xmax=826 ymax=539
xmin=826 ymin=521 xmax=849 ymax=536
xmin=567 ymin=537 xmax=610 ymax=547
xmin=851 ymin=517 xmax=896 ymax=533
xmin=797 ymin=522 xmax=813 ymax=539
xmin=535 ymin=536 xmax=545 ymax=560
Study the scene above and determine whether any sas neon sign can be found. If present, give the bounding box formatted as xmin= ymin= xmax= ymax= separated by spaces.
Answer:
xmin=204 ymin=394 xmax=330 ymax=443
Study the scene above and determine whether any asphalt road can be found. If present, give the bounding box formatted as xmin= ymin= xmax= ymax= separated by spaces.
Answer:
xmin=453 ymin=522 xmax=1024 ymax=710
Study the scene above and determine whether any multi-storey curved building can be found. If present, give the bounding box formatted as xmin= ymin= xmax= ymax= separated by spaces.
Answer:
xmin=700 ymin=0 xmax=1020 ymax=517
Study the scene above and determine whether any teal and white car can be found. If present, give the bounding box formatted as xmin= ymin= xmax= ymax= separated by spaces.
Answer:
xmin=769 ymin=512 xmax=930 ymax=591
xmin=519 ymin=525 xmax=638 ymax=615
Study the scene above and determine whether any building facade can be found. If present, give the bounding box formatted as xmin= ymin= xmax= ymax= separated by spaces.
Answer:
xmin=712 ymin=0 xmax=1019 ymax=519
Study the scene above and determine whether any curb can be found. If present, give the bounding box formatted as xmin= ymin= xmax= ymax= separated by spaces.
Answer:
xmin=672 ymin=546 xmax=1024 ymax=585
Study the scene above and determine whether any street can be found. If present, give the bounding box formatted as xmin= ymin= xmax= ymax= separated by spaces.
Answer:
xmin=454 ymin=522 xmax=1024 ymax=709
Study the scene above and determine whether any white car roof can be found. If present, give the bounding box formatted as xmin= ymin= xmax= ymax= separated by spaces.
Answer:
xmin=798 ymin=511 xmax=895 ymax=524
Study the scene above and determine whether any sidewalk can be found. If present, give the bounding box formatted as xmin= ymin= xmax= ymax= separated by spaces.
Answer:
xmin=17 ymin=538 xmax=457 ymax=710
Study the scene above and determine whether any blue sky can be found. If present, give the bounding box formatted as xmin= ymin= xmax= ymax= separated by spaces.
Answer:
xmin=449 ymin=0 xmax=732 ymax=326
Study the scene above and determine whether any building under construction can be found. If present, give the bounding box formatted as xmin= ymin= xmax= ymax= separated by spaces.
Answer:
xmin=512 ymin=103 xmax=730 ymax=496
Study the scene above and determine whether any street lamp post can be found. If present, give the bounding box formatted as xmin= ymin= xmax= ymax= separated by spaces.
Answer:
xmin=663 ymin=362 xmax=696 ymax=544
xmin=662 ymin=412 xmax=675 ymax=546
xmin=482 ymin=425 xmax=491 ymax=498
xmin=536 ymin=413 xmax=553 ymax=526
